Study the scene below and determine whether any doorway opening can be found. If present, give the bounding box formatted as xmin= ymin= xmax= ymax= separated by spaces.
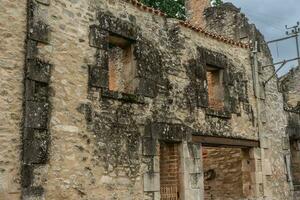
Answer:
xmin=202 ymin=146 xmax=253 ymax=200
xmin=160 ymin=142 xmax=181 ymax=200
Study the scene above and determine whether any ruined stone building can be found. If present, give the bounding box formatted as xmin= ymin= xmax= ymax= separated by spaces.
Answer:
xmin=280 ymin=66 xmax=300 ymax=199
xmin=0 ymin=0 xmax=299 ymax=199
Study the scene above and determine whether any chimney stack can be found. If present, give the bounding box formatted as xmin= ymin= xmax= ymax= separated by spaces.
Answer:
xmin=185 ymin=0 xmax=211 ymax=27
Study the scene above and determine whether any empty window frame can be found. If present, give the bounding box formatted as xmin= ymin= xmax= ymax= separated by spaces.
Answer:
xmin=206 ymin=65 xmax=225 ymax=110
xmin=108 ymin=33 xmax=138 ymax=94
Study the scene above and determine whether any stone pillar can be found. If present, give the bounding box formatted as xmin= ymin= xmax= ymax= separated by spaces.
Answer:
xmin=185 ymin=0 xmax=210 ymax=27
xmin=180 ymin=142 xmax=204 ymax=200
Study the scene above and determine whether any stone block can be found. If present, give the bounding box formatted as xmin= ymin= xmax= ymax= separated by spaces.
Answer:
xmin=186 ymin=158 xmax=202 ymax=173
xmin=189 ymin=173 xmax=203 ymax=189
xmin=189 ymin=143 xmax=201 ymax=159
xmin=97 ymin=12 xmax=138 ymax=41
xmin=251 ymin=172 xmax=263 ymax=184
xmin=260 ymin=137 xmax=270 ymax=149
xmin=89 ymin=25 xmax=108 ymax=49
xmin=25 ymin=80 xmax=49 ymax=102
xmin=22 ymin=164 xmax=34 ymax=188
xmin=23 ymin=128 xmax=49 ymax=164
xmin=143 ymin=172 xmax=160 ymax=192
xmin=27 ymin=59 xmax=52 ymax=83
xmin=142 ymin=137 xmax=157 ymax=156
xmin=183 ymin=189 xmax=202 ymax=200
xmin=282 ymin=137 xmax=290 ymax=150
xmin=263 ymin=159 xmax=272 ymax=176
xmin=153 ymin=192 xmax=160 ymax=200
xmin=24 ymin=101 xmax=49 ymax=129
xmin=249 ymin=148 xmax=261 ymax=159
xmin=88 ymin=65 xmax=108 ymax=88
xmin=136 ymin=78 xmax=157 ymax=98
xmin=22 ymin=186 xmax=44 ymax=200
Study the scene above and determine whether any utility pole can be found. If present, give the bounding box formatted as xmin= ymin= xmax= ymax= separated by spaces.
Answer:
xmin=262 ymin=22 xmax=300 ymax=85
xmin=285 ymin=21 xmax=300 ymax=67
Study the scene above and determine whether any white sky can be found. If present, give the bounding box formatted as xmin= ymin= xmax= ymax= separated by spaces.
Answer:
xmin=225 ymin=0 xmax=300 ymax=76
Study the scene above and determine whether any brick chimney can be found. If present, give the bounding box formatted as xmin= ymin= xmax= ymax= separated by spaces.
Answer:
xmin=185 ymin=0 xmax=211 ymax=27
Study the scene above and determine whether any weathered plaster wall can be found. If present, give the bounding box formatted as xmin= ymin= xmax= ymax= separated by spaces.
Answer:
xmin=0 ymin=0 xmax=27 ymax=199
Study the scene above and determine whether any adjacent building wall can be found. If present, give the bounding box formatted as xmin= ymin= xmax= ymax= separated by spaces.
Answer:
xmin=204 ymin=3 xmax=292 ymax=199
xmin=185 ymin=0 xmax=210 ymax=26
xmin=280 ymin=66 xmax=300 ymax=199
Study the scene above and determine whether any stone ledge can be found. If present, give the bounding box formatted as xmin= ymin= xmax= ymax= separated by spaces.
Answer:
xmin=101 ymin=89 xmax=146 ymax=104
xmin=205 ymin=108 xmax=232 ymax=119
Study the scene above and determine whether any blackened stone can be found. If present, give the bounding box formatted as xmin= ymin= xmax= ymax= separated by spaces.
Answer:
xmin=223 ymin=68 xmax=235 ymax=86
xmin=27 ymin=59 xmax=52 ymax=83
xmin=22 ymin=186 xmax=44 ymax=198
xmin=101 ymin=89 xmax=145 ymax=104
xmin=89 ymin=25 xmax=108 ymax=49
xmin=23 ymin=128 xmax=49 ymax=164
xmin=21 ymin=164 xmax=34 ymax=188
xmin=29 ymin=20 xmax=50 ymax=43
xmin=95 ymin=50 xmax=109 ymax=71
xmin=205 ymin=108 xmax=231 ymax=119
xmin=25 ymin=80 xmax=49 ymax=102
xmin=88 ymin=65 xmax=109 ymax=88
xmin=24 ymin=101 xmax=49 ymax=129
xmin=150 ymin=123 xmax=190 ymax=142
xmin=97 ymin=12 xmax=138 ymax=41
xmin=143 ymin=138 xmax=157 ymax=156
xmin=136 ymin=78 xmax=158 ymax=98
xmin=196 ymin=89 xmax=209 ymax=108
xmin=26 ymin=40 xmax=38 ymax=59
xmin=185 ymin=56 xmax=208 ymax=108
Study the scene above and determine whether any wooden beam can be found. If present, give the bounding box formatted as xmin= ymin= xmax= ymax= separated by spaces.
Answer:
xmin=192 ymin=135 xmax=260 ymax=148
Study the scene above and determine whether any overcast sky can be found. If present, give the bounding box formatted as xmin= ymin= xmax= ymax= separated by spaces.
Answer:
xmin=225 ymin=0 xmax=300 ymax=76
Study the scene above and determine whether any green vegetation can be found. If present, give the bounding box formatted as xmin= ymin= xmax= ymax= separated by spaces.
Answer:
xmin=211 ymin=0 xmax=223 ymax=6
xmin=139 ymin=0 xmax=223 ymax=19
xmin=140 ymin=0 xmax=186 ymax=19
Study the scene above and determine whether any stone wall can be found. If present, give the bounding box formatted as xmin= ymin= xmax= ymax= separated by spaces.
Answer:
xmin=0 ymin=0 xmax=293 ymax=199
xmin=204 ymin=3 xmax=293 ymax=199
xmin=0 ymin=0 xmax=27 ymax=199
xmin=185 ymin=0 xmax=210 ymax=26
xmin=280 ymin=66 xmax=300 ymax=199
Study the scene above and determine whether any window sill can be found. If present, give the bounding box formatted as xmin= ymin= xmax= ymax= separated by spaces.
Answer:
xmin=205 ymin=108 xmax=231 ymax=119
xmin=101 ymin=89 xmax=146 ymax=104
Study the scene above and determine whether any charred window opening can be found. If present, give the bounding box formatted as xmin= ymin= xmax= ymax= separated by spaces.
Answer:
xmin=206 ymin=65 xmax=225 ymax=110
xmin=108 ymin=33 xmax=138 ymax=94
xmin=160 ymin=142 xmax=181 ymax=200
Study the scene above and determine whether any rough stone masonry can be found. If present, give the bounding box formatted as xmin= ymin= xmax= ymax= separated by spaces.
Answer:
xmin=0 ymin=0 xmax=297 ymax=199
